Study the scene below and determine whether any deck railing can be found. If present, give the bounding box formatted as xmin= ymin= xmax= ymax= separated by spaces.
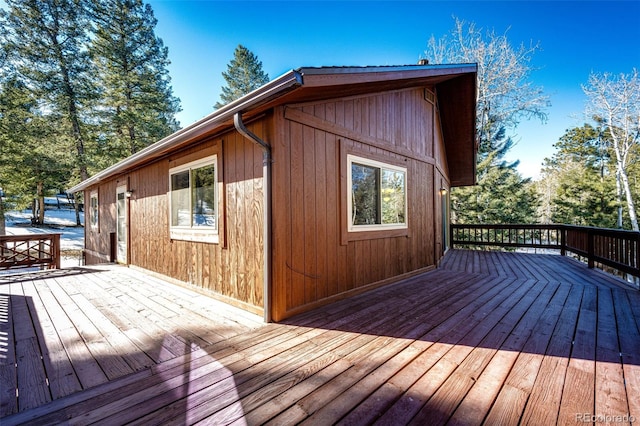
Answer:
xmin=451 ymin=224 xmax=640 ymax=279
xmin=0 ymin=233 xmax=61 ymax=270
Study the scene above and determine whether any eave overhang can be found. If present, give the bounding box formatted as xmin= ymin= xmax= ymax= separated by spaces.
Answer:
xmin=68 ymin=63 xmax=477 ymax=193
xmin=437 ymin=70 xmax=478 ymax=186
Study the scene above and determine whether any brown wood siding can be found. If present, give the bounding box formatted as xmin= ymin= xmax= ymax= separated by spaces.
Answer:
xmin=84 ymin=120 xmax=269 ymax=315
xmin=438 ymin=73 xmax=477 ymax=186
xmin=433 ymin=110 xmax=450 ymax=260
xmin=272 ymin=87 xmax=443 ymax=321
xmin=84 ymin=180 xmax=117 ymax=264
xmin=434 ymin=106 xmax=449 ymax=175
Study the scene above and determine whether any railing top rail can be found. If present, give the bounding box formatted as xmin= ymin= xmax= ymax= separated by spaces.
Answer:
xmin=452 ymin=223 xmax=640 ymax=238
xmin=0 ymin=233 xmax=62 ymax=242
xmin=561 ymin=225 xmax=640 ymax=238
xmin=450 ymin=223 xmax=640 ymax=282
xmin=451 ymin=224 xmax=558 ymax=229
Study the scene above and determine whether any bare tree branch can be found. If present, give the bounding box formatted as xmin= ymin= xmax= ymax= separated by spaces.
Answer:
xmin=583 ymin=69 xmax=640 ymax=230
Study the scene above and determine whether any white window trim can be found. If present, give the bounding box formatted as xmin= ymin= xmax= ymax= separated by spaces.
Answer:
xmin=169 ymin=155 xmax=219 ymax=244
xmin=89 ymin=190 xmax=99 ymax=230
xmin=347 ymin=154 xmax=408 ymax=232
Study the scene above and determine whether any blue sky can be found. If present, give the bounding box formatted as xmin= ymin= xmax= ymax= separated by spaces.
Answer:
xmin=147 ymin=0 xmax=640 ymax=179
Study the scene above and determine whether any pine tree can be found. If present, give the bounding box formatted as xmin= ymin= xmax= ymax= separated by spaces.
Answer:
xmin=537 ymin=124 xmax=618 ymax=228
xmin=90 ymin=0 xmax=180 ymax=162
xmin=215 ymin=44 xmax=269 ymax=109
xmin=1 ymin=0 xmax=96 ymax=225
xmin=0 ymin=76 xmax=71 ymax=226
xmin=452 ymin=125 xmax=539 ymax=224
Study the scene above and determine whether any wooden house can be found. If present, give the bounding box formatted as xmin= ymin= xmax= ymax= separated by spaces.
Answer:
xmin=68 ymin=64 xmax=477 ymax=322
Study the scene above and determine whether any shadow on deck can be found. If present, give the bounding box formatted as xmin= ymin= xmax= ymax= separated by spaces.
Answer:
xmin=1 ymin=250 xmax=639 ymax=425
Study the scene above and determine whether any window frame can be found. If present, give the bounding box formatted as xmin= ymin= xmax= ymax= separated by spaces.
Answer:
xmin=89 ymin=190 xmax=99 ymax=230
xmin=347 ymin=154 xmax=408 ymax=233
xmin=168 ymin=154 xmax=220 ymax=244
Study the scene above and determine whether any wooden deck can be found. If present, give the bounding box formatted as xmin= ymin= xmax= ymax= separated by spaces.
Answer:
xmin=1 ymin=250 xmax=639 ymax=425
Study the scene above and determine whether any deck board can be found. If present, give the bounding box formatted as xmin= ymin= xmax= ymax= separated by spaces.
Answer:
xmin=10 ymin=281 xmax=52 ymax=411
xmin=440 ymin=280 xmax=560 ymax=425
xmin=611 ymin=288 xmax=640 ymax=421
xmin=1 ymin=249 xmax=638 ymax=425
xmin=0 ymin=291 xmax=18 ymax=416
xmin=20 ymin=278 xmax=83 ymax=400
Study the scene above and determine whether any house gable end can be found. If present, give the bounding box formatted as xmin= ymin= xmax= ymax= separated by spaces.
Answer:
xmin=436 ymin=72 xmax=477 ymax=187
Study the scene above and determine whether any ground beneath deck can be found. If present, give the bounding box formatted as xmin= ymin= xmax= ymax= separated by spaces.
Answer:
xmin=1 ymin=249 xmax=639 ymax=425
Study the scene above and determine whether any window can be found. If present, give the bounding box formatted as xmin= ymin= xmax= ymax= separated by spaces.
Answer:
xmin=169 ymin=155 xmax=218 ymax=243
xmin=348 ymin=154 xmax=407 ymax=232
xmin=89 ymin=191 xmax=99 ymax=229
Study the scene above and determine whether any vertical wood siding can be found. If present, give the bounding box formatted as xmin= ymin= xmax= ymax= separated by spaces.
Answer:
xmin=272 ymin=87 xmax=447 ymax=321
xmin=83 ymin=86 xmax=455 ymax=322
xmin=84 ymin=180 xmax=117 ymax=264
xmin=84 ymin=121 xmax=268 ymax=315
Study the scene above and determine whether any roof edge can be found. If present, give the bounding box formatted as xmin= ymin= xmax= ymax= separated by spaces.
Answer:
xmin=67 ymin=69 xmax=303 ymax=193
xmin=68 ymin=63 xmax=477 ymax=194
xmin=297 ymin=63 xmax=477 ymax=75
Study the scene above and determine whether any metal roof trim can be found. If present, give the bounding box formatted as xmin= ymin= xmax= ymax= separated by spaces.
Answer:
xmin=296 ymin=63 xmax=477 ymax=75
xmin=67 ymin=69 xmax=303 ymax=193
xmin=68 ymin=63 xmax=477 ymax=194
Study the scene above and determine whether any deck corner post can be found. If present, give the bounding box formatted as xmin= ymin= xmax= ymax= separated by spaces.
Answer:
xmin=450 ymin=223 xmax=454 ymax=249
xmin=54 ymin=233 xmax=61 ymax=269
xmin=636 ymin=232 xmax=640 ymax=281
xmin=587 ymin=228 xmax=595 ymax=269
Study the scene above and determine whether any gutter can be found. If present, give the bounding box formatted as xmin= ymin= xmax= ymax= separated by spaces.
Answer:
xmin=234 ymin=113 xmax=273 ymax=323
xmin=67 ymin=64 xmax=474 ymax=194
xmin=67 ymin=69 xmax=303 ymax=194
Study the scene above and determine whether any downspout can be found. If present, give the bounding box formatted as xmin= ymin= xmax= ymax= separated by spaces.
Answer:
xmin=234 ymin=113 xmax=273 ymax=323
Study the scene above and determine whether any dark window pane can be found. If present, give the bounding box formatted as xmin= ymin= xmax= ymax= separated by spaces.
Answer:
xmin=381 ymin=169 xmax=406 ymax=224
xmin=90 ymin=196 xmax=98 ymax=227
xmin=351 ymin=163 xmax=380 ymax=225
xmin=171 ymin=170 xmax=190 ymax=226
xmin=191 ymin=164 xmax=216 ymax=227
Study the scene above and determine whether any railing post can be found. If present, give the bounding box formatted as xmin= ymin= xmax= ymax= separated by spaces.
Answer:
xmin=636 ymin=232 xmax=640 ymax=279
xmin=560 ymin=226 xmax=566 ymax=256
xmin=587 ymin=229 xmax=595 ymax=269
xmin=53 ymin=234 xmax=61 ymax=269
xmin=450 ymin=223 xmax=454 ymax=249
xmin=39 ymin=238 xmax=44 ymax=270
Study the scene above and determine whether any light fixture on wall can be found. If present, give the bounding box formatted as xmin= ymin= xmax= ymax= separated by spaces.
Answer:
xmin=440 ymin=187 xmax=448 ymax=195
xmin=125 ymin=190 xmax=134 ymax=198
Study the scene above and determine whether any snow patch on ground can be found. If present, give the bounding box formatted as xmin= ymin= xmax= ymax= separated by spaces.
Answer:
xmin=4 ymin=208 xmax=85 ymax=268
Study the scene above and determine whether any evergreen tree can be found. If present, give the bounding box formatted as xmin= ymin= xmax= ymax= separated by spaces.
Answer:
xmin=0 ymin=0 xmax=181 ymax=226
xmin=537 ymin=124 xmax=619 ymax=228
xmin=551 ymin=162 xmax=617 ymax=227
xmin=215 ymin=44 xmax=269 ymax=109
xmin=1 ymin=0 xmax=96 ymax=225
xmin=0 ymin=76 xmax=71 ymax=226
xmin=426 ymin=19 xmax=548 ymax=224
xmin=90 ymin=0 xmax=180 ymax=162
xmin=452 ymin=125 xmax=539 ymax=224
xmin=583 ymin=70 xmax=640 ymax=231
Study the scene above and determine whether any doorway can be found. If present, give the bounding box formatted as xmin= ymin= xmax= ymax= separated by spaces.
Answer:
xmin=441 ymin=188 xmax=450 ymax=253
xmin=116 ymin=185 xmax=128 ymax=264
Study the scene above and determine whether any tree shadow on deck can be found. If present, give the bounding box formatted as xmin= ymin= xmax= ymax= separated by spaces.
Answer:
xmin=0 ymin=267 xmax=251 ymax=425
xmin=1 ymin=258 xmax=639 ymax=425
xmin=283 ymin=256 xmax=640 ymax=366
xmin=0 ymin=267 xmax=98 ymax=285
xmin=276 ymin=257 xmax=640 ymax=423
xmin=1 ymin=267 xmax=109 ymax=416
